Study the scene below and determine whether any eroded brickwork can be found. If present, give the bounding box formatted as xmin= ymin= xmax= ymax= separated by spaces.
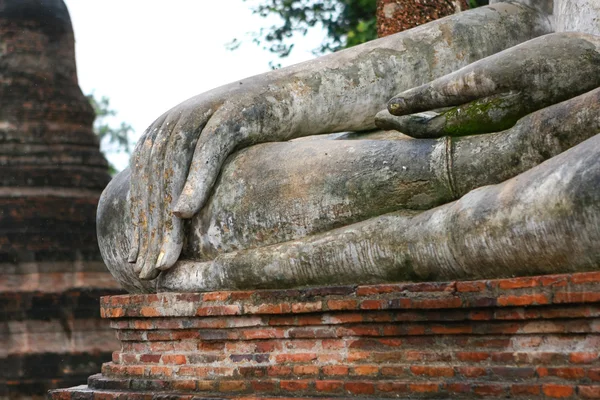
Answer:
xmin=51 ymin=272 xmax=600 ymax=399
xmin=377 ymin=0 xmax=469 ymax=37
xmin=0 ymin=1 xmax=122 ymax=398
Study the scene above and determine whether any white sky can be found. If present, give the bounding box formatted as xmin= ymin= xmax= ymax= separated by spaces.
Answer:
xmin=64 ymin=0 xmax=324 ymax=170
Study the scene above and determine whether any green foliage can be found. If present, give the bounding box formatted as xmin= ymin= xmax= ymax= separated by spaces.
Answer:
xmin=469 ymin=0 xmax=489 ymax=7
xmin=229 ymin=0 xmax=377 ymax=59
xmin=87 ymin=93 xmax=133 ymax=175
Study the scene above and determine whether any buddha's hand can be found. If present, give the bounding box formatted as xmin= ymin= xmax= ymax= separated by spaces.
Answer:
xmin=127 ymin=87 xmax=271 ymax=280
xmin=376 ymin=32 xmax=600 ymax=138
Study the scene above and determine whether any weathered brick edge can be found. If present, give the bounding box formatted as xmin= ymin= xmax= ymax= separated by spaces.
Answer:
xmin=49 ymin=271 xmax=600 ymax=399
xmin=101 ymin=271 xmax=600 ymax=319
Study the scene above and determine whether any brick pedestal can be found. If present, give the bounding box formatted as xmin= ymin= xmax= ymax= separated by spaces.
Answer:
xmin=50 ymin=271 xmax=600 ymax=399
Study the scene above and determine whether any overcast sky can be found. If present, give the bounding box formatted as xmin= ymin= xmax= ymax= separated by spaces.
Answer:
xmin=64 ymin=0 xmax=324 ymax=170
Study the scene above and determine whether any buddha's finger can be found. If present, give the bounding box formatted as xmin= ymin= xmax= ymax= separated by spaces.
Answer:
xmin=377 ymin=91 xmax=525 ymax=138
xmin=389 ymin=33 xmax=600 ymax=116
xmin=173 ymin=113 xmax=238 ymax=219
xmin=127 ymin=135 xmax=144 ymax=263
xmin=138 ymin=113 xmax=180 ymax=280
xmin=132 ymin=114 xmax=168 ymax=275
xmin=156 ymin=112 xmax=211 ymax=271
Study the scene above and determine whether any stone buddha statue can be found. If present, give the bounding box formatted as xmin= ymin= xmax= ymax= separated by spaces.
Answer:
xmin=98 ymin=0 xmax=600 ymax=293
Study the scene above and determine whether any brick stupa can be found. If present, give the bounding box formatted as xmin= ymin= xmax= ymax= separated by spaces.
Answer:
xmin=0 ymin=0 xmax=122 ymax=398
xmin=376 ymin=0 xmax=469 ymax=37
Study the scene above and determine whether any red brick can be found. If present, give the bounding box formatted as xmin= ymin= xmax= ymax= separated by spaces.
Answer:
xmin=202 ymin=291 xmax=231 ymax=301
xmin=315 ymin=380 xmax=343 ymax=392
xmin=133 ymin=320 xmax=153 ymax=330
xmin=589 ymin=368 xmax=600 ymax=381
xmin=511 ymin=384 xmax=541 ymax=396
xmin=579 ymin=386 xmax=600 ymax=399
xmin=446 ymin=383 xmax=471 ymax=393
xmin=409 ymin=383 xmax=440 ymax=393
xmin=473 ymin=384 xmax=506 ymax=396
xmin=353 ymin=365 xmax=379 ymax=376
xmin=356 ymin=285 xmax=397 ymax=296
xmin=229 ymin=291 xmax=254 ymax=300
xmin=325 ymin=313 xmax=363 ymax=324
xmin=411 ymin=365 xmax=454 ymax=377
xmin=457 ymin=366 xmax=487 ymax=378
xmin=411 ymin=297 xmax=462 ymax=309
xmin=345 ymin=382 xmax=375 ymax=395
xmin=149 ymin=365 xmax=173 ymax=377
xmin=197 ymin=381 xmax=215 ymax=391
xmin=571 ymin=271 xmax=600 ymax=284
xmin=317 ymin=353 xmax=343 ymax=363
xmin=171 ymin=380 xmax=196 ymax=391
xmin=161 ymin=354 xmax=186 ymax=365
xmin=457 ymin=352 xmax=490 ymax=362
xmin=570 ymin=353 xmax=598 ymax=364
xmin=171 ymin=331 xmax=200 ymax=340
xmin=139 ymin=354 xmax=161 ymax=363
xmin=292 ymin=301 xmax=322 ymax=313
xmin=323 ymin=365 xmax=349 ymax=376
xmin=497 ymin=294 xmax=549 ymax=306
xmin=104 ymin=307 xmax=125 ymax=318
xmin=248 ymin=381 xmax=275 ymax=392
xmin=267 ymin=366 xmax=292 ymax=376
xmin=380 ymin=366 xmax=406 ymax=377
xmin=218 ymin=381 xmax=247 ymax=392
xmin=538 ymin=367 xmax=586 ymax=380
xmin=360 ymin=300 xmax=387 ymax=310
xmin=431 ymin=325 xmax=472 ymax=334
xmin=327 ymin=299 xmax=358 ymax=310
xmin=243 ymin=328 xmax=286 ymax=340
xmin=275 ymin=353 xmax=317 ymax=363
xmin=140 ymin=307 xmax=160 ymax=317
xmin=196 ymin=305 xmax=241 ymax=316
xmin=542 ymin=384 xmax=574 ymax=398
xmin=280 ymin=380 xmax=310 ymax=391
xmin=492 ymin=367 xmax=536 ymax=379
xmin=555 ymin=292 xmax=600 ymax=304
xmin=497 ymin=276 xmax=539 ymax=289
xmin=540 ymin=274 xmax=569 ymax=286
xmin=469 ymin=310 xmax=493 ymax=320
xmin=147 ymin=332 xmax=171 ymax=341
xmin=293 ymin=365 xmax=319 ymax=375
xmin=377 ymin=382 xmax=409 ymax=393
xmin=457 ymin=281 xmax=487 ymax=292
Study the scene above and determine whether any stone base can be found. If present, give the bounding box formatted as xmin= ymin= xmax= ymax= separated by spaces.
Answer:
xmin=49 ymin=272 xmax=600 ymax=399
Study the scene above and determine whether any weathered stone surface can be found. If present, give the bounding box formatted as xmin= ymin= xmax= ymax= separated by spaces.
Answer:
xmin=99 ymin=3 xmax=553 ymax=290
xmin=0 ymin=1 xmax=122 ymax=398
xmin=376 ymin=0 xmax=469 ymax=37
xmin=50 ymin=272 xmax=600 ymax=399
xmin=97 ymin=2 xmax=599 ymax=293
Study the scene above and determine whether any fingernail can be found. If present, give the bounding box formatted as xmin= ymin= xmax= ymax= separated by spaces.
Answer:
xmin=173 ymin=202 xmax=194 ymax=219
xmin=388 ymin=97 xmax=407 ymax=115
xmin=128 ymin=248 xmax=138 ymax=263
xmin=156 ymin=250 xmax=165 ymax=269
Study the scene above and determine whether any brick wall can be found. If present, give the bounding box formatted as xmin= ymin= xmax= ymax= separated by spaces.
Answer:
xmin=51 ymin=271 xmax=600 ymax=399
xmin=0 ymin=1 xmax=122 ymax=398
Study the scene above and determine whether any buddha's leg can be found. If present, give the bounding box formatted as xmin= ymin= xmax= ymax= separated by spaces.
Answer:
xmin=159 ymin=132 xmax=600 ymax=292
xmin=100 ymin=88 xmax=600 ymax=293
xmin=128 ymin=3 xmax=553 ymax=278
xmin=188 ymin=86 xmax=600 ymax=259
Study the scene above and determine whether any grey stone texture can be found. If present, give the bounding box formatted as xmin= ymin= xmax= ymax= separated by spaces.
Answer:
xmin=97 ymin=1 xmax=600 ymax=293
